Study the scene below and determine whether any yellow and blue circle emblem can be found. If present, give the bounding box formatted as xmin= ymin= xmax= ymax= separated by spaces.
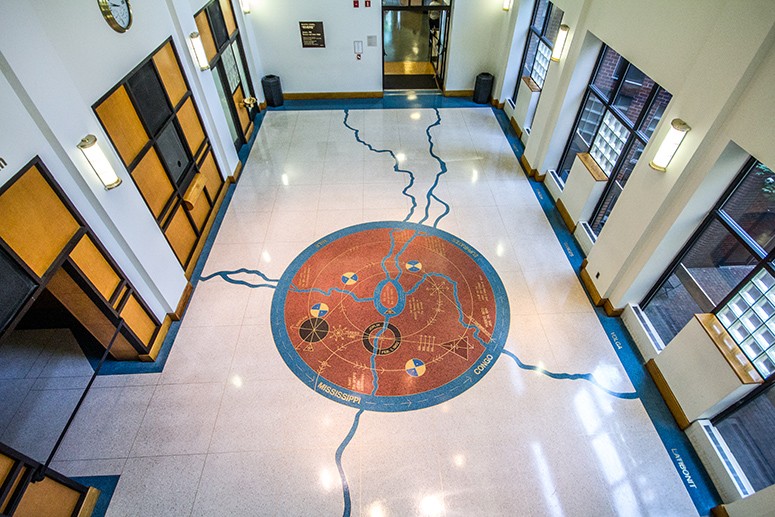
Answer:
xmin=341 ymin=272 xmax=359 ymax=286
xmin=405 ymin=358 xmax=426 ymax=377
xmin=406 ymin=260 xmax=422 ymax=272
xmin=310 ymin=303 xmax=329 ymax=318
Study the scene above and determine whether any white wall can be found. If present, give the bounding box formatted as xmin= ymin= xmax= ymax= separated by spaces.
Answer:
xmin=248 ymin=0 xmax=382 ymax=94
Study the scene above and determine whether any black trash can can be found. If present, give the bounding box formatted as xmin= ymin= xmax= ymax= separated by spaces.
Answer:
xmin=473 ymin=72 xmax=494 ymax=105
xmin=262 ymin=75 xmax=284 ymax=107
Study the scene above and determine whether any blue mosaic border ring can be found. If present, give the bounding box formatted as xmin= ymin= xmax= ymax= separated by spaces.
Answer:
xmin=270 ymin=221 xmax=510 ymax=412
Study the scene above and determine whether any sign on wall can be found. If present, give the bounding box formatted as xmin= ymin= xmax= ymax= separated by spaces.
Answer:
xmin=299 ymin=21 xmax=325 ymax=48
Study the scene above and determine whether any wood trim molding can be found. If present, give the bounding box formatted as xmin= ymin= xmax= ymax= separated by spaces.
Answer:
xmin=444 ymin=89 xmax=475 ymax=97
xmin=283 ymin=91 xmax=383 ymax=100
xmin=522 ymin=75 xmax=541 ymax=93
xmin=535 ymin=170 xmax=546 ymax=181
xmin=646 ymin=359 xmax=691 ymax=430
xmin=579 ymin=153 xmax=608 ymax=182
xmin=510 ymin=116 xmax=523 ymax=139
xmin=76 ymin=487 xmax=101 ymax=517
xmin=185 ymin=179 xmax=229 ymax=279
xmin=519 ymin=154 xmax=538 ymax=177
xmin=556 ymin=199 xmax=576 ymax=233
xmin=603 ymin=299 xmax=624 ymax=317
xmin=579 ymin=262 xmax=603 ymax=306
xmin=259 ymin=101 xmax=267 ymax=111
xmin=710 ymin=504 xmax=730 ymax=517
xmin=173 ymin=282 xmax=194 ymax=321
xmin=229 ymin=161 xmax=244 ymax=184
xmin=139 ymin=314 xmax=172 ymax=362
xmin=695 ymin=314 xmax=763 ymax=385
xmin=490 ymin=98 xmax=505 ymax=109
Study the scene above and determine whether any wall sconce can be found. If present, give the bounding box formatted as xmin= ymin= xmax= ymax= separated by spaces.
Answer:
xmin=189 ymin=32 xmax=210 ymax=71
xmin=77 ymin=135 xmax=122 ymax=190
xmin=551 ymin=24 xmax=570 ymax=62
xmin=238 ymin=0 xmax=251 ymax=14
xmin=649 ymin=118 xmax=691 ymax=171
xmin=502 ymin=0 xmax=514 ymax=11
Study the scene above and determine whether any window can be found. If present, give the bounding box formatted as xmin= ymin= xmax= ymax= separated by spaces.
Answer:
xmin=642 ymin=160 xmax=775 ymax=348
xmin=556 ymin=45 xmax=671 ymax=235
xmin=511 ymin=0 xmax=564 ymax=101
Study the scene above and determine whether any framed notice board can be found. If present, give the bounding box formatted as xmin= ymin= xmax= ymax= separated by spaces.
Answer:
xmin=299 ymin=21 xmax=325 ymax=48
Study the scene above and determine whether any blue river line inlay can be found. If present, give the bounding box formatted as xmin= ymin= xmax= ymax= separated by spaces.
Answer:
xmin=419 ymin=107 xmax=451 ymax=228
xmin=199 ymin=268 xmax=279 ymax=289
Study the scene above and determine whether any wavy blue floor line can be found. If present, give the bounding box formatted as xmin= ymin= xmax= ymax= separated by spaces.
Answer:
xmin=419 ymin=107 xmax=451 ymax=228
xmin=289 ymin=284 xmax=374 ymax=304
xmin=199 ymin=268 xmax=279 ymax=289
xmin=335 ymin=408 xmax=364 ymax=517
xmin=343 ymin=109 xmax=418 ymax=221
xmin=501 ymin=349 xmax=638 ymax=400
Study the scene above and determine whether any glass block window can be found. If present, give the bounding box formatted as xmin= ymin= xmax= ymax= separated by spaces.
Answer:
xmin=531 ymin=41 xmax=552 ymax=89
xmin=512 ymin=1 xmax=564 ymax=101
xmin=590 ymin=112 xmax=630 ymax=176
xmin=718 ymin=269 xmax=775 ymax=377
xmin=558 ymin=44 xmax=671 ymax=233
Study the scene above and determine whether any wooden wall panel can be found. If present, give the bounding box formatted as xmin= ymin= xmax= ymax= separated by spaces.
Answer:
xmin=0 ymin=454 xmax=14 ymax=486
xmin=14 ymin=476 xmax=80 ymax=517
xmin=232 ymin=84 xmax=250 ymax=134
xmin=153 ymin=42 xmax=187 ymax=107
xmin=70 ymin=235 xmax=120 ymax=301
xmin=95 ymin=86 xmax=149 ymax=166
xmin=188 ymin=194 xmax=211 ymax=231
xmin=47 ymin=269 xmax=138 ymax=360
xmin=120 ymin=294 xmax=157 ymax=345
xmin=195 ymin=11 xmax=217 ymax=61
xmin=1 ymin=466 xmax=27 ymax=515
xmin=220 ymin=0 xmax=238 ymax=37
xmin=178 ymin=98 xmax=205 ymax=157
xmin=0 ymin=166 xmax=80 ymax=277
xmin=199 ymin=151 xmax=223 ymax=198
xmin=131 ymin=149 xmax=174 ymax=218
xmin=164 ymin=205 xmax=197 ymax=264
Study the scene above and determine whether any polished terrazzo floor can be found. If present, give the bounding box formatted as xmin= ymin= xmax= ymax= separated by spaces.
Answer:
xmin=46 ymin=105 xmax=703 ymax=515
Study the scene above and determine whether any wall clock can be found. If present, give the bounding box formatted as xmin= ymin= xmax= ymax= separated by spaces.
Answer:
xmin=97 ymin=0 xmax=133 ymax=33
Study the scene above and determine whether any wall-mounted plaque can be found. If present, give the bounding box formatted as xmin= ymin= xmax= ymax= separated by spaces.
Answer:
xmin=299 ymin=21 xmax=325 ymax=48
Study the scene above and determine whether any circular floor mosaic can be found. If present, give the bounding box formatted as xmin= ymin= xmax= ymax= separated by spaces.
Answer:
xmin=271 ymin=221 xmax=509 ymax=411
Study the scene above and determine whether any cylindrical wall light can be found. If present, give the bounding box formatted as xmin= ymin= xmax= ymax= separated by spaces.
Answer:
xmin=502 ymin=0 xmax=514 ymax=11
xmin=238 ymin=0 xmax=251 ymax=14
xmin=551 ymin=24 xmax=570 ymax=62
xmin=189 ymin=32 xmax=210 ymax=71
xmin=77 ymin=135 xmax=122 ymax=190
xmin=649 ymin=118 xmax=691 ymax=171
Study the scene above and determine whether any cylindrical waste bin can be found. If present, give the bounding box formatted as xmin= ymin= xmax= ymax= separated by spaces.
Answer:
xmin=262 ymin=75 xmax=284 ymax=107
xmin=473 ymin=72 xmax=494 ymax=105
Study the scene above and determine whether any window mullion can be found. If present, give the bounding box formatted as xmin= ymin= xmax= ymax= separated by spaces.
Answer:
xmin=716 ymin=210 xmax=769 ymax=261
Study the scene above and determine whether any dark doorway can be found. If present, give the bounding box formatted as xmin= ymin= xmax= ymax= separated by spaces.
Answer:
xmin=382 ymin=1 xmax=451 ymax=91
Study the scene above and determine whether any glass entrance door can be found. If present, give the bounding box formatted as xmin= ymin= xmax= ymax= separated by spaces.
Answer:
xmin=382 ymin=1 xmax=451 ymax=91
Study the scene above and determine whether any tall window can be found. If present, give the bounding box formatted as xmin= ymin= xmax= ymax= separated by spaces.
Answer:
xmin=511 ymin=0 xmax=564 ymax=100
xmin=642 ymin=160 xmax=775 ymax=350
xmin=557 ymin=46 xmax=671 ymax=234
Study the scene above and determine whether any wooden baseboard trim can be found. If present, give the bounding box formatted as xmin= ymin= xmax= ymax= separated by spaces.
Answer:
xmin=510 ymin=117 xmax=523 ymax=140
xmin=604 ymin=299 xmax=624 ymax=317
xmin=140 ymin=314 xmax=172 ymax=362
xmin=229 ymin=161 xmax=244 ymax=184
xmin=646 ymin=359 xmax=691 ymax=430
xmin=710 ymin=505 xmax=730 ymax=517
xmin=173 ymin=282 xmax=194 ymax=321
xmin=444 ymin=89 xmax=475 ymax=97
xmin=490 ymin=98 xmax=505 ymax=109
xmin=259 ymin=101 xmax=267 ymax=111
xmin=580 ymin=263 xmax=603 ymax=306
xmin=556 ymin=199 xmax=576 ymax=233
xmin=519 ymin=154 xmax=536 ymax=177
xmin=185 ymin=181 xmax=230 ymax=279
xmin=76 ymin=487 xmax=101 ymax=517
xmin=283 ymin=91 xmax=383 ymax=100
xmin=535 ymin=172 xmax=546 ymax=181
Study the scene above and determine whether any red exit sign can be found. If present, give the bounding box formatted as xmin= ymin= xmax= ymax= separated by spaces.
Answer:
xmin=353 ymin=0 xmax=359 ymax=7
